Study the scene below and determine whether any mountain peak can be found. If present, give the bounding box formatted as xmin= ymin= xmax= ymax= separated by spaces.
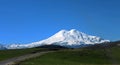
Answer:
xmin=35 ymin=29 xmax=110 ymax=47
xmin=70 ymin=29 xmax=77 ymax=32
xmin=58 ymin=29 xmax=79 ymax=35
xmin=57 ymin=29 xmax=68 ymax=35
xmin=59 ymin=29 xmax=68 ymax=32
xmin=5 ymin=29 xmax=110 ymax=49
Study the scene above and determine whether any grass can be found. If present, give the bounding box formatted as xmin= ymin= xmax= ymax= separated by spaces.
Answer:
xmin=0 ymin=48 xmax=46 ymax=61
xmin=19 ymin=48 xmax=115 ymax=65
xmin=1 ymin=41 xmax=120 ymax=65
xmin=109 ymin=46 xmax=120 ymax=63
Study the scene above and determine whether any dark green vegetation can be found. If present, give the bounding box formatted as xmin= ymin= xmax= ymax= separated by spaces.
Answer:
xmin=38 ymin=45 xmax=68 ymax=49
xmin=19 ymin=49 xmax=110 ymax=65
xmin=19 ymin=41 xmax=120 ymax=65
xmin=0 ymin=48 xmax=48 ymax=61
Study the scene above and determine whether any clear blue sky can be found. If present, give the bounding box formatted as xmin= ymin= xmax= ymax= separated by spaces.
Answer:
xmin=0 ymin=0 xmax=120 ymax=44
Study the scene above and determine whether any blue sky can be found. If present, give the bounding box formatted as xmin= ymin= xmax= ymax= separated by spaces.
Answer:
xmin=0 ymin=0 xmax=120 ymax=44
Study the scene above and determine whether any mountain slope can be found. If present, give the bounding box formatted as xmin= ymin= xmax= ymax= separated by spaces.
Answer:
xmin=30 ymin=29 xmax=110 ymax=48
xmin=6 ymin=29 xmax=110 ymax=49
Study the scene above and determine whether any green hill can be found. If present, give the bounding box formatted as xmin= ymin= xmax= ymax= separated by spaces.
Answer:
xmin=0 ymin=48 xmax=48 ymax=61
xmin=19 ymin=41 xmax=120 ymax=65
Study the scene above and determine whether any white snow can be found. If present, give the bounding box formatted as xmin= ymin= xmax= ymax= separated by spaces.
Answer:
xmin=6 ymin=29 xmax=110 ymax=49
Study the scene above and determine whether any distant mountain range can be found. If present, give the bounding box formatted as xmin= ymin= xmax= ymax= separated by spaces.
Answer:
xmin=0 ymin=29 xmax=110 ymax=50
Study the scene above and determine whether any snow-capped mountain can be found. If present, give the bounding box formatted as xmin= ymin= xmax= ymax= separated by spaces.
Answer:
xmin=6 ymin=29 xmax=110 ymax=49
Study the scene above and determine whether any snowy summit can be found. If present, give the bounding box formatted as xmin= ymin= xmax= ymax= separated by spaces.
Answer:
xmin=6 ymin=29 xmax=110 ymax=49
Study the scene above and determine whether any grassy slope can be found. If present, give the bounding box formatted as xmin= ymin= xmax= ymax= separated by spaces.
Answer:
xmin=19 ymin=49 xmax=112 ymax=65
xmin=0 ymin=48 xmax=46 ymax=61
xmin=19 ymin=43 xmax=120 ymax=65
xmin=110 ymin=46 xmax=120 ymax=63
